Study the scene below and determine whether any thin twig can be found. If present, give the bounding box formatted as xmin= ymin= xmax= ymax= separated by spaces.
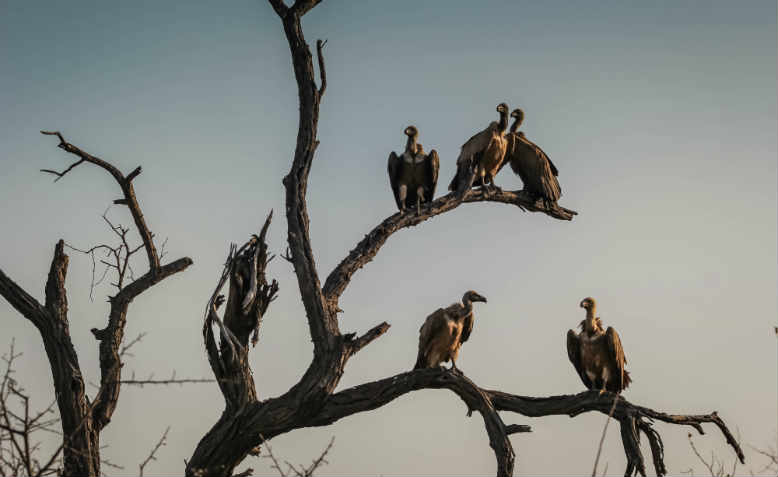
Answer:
xmin=138 ymin=426 xmax=170 ymax=477
xmin=592 ymin=394 xmax=619 ymax=477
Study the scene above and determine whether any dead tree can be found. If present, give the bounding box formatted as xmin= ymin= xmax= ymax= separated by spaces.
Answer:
xmin=185 ymin=1 xmax=744 ymax=476
xmin=0 ymin=132 xmax=192 ymax=476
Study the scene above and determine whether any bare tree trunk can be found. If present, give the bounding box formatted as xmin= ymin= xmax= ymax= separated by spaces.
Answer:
xmin=185 ymin=2 xmax=742 ymax=477
xmin=0 ymin=134 xmax=192 ymax=476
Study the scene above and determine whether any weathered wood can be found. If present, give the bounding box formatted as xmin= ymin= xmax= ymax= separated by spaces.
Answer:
xmin=322 ymin=188 xmax=576 ymax=302
xmin=183 ymin=2 xmax=742 ymax=477
xmin=1 ymin=136 xmax=192 ymax=476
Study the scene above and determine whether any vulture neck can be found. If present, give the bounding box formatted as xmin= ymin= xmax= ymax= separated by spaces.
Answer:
xmin=510 ymin=118 xmax=522 ymax=133
xmin=497 ymin=111 xmax=509 ymax=133
xmin=460 ymin=296 xmax=474 ymax=317
xmin=404 ymin=135 xmax=418 ymax=156
xmin=583 ymin=306 xmax=600 ymax=334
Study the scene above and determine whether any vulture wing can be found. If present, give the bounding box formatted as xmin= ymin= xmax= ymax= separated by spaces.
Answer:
xmin=605 ymin=327 xmax=630 ymax=392
xmin=414 ymin=308 xmax=449 ymax=370
xmin=521 ymin=134 xmax=559 ymax=177
xmin=458 ymin=122 xmax=497 ymax=166
xmin=510 ymin=134 xmax=561 ymax=202
xmin=449 ymin=123 xmax=497 ymax=193
xmin=460 ymin=311 xmax=474 ymax=344
xmin=566 ymin=329 xmax=592 ymax=389
xmin=424 ymin=149 xmax=440 ymax=203
xmin=387 ymin=151 xmax=403 ymax=210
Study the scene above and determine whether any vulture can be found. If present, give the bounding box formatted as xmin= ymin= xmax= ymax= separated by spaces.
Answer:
xmin=414 ymin=290 xmax=487 ymax=370
xmin=566 ymin=297 xmax=631 ymax=394
xmin=448 ymin=103 xmax=510 ymax=195
xmin=387 ymin=126 xmax=440 ymax=213
xmin=501 ymin=108 xmax=561 ymax=206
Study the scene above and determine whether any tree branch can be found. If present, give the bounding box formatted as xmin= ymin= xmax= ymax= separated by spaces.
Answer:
xmin=291 ymin=0 xmax=322 ymax=17
xmin=322 ymin=188 xmax=577 ymax=301
xmin=40 ymin=131 xmax=160 ymax=272
xmin=316 ymin=39 xmax=327 ymax=97
xmin=0 ymin=270 xmax=48 ymax=330
xmin=301 ymin=369 xmax=744 ymax=477
xmin=90 ymin=256 xmax=192 ymax=430
xmin=274 ymin=3 xmax=337 ymax=360
xmin=138 ymin=427 xmax=169 ymax=477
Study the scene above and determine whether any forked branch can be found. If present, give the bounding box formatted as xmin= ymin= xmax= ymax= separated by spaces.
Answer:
xmin=322 ymin=188 xmax=577 ymax=301
xmin=40 ymin=130 xmax=160 ymax=272
xmin=185 ymin=2 xmax=738 ymax=477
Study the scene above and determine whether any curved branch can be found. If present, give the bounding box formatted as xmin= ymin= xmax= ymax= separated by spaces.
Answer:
xmin=311 ymin=368 xmax=516 ymax=476
xmin=488 ymin=389 xmax=744 ymax=476
xmin=40 ymin=131 xmax=160 ymax=272
xmin=91 ymin=256 xmax=192 ymax=430
xmin=306 ymin=369 xmax=742 ymax=477
xmin=323 ymin=189 xmax=577 ymax=301
xmin=277 ymin=6 xmax=336 ymax=354
xmin=0 ymin=269 xmax=48 ymax=330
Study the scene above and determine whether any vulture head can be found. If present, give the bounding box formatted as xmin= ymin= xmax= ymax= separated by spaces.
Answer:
xmin=579 ymin=297 xmax=596 ymax=310
xmin=404 ymin=125 xmax=419 ymax=138
xmin=510 ymin=108 xmax=524 ymax=124
xmin=463 ymin=290 xmax=488 ymax=304
xmin=496 ymin=103 xmax=509 ymax=115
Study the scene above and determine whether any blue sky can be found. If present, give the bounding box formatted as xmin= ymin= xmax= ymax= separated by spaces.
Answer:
xmin=1 ymin=1 xmax=776 ymax=475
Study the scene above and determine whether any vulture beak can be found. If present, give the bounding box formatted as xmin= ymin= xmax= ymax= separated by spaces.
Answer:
xmin=579 ymin=300 xmax=586 ymax=308
xmin=472 ymin=293 xmax=487 ymax=303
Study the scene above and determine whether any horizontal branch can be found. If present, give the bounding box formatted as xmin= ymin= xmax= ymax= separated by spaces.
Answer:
xmin=310 ymin=368 xmax=515 ymax=476
xmin=306 ymin=368 xmax=741 ymax=477
xmin=322 ymin=188 xmax=577 ymax=301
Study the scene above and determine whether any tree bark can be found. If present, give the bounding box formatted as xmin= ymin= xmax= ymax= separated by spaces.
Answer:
xmin=184 ymin=2 xmax=742 ymax=477
xmin=1 ymin=134 xmax=192 ymax=476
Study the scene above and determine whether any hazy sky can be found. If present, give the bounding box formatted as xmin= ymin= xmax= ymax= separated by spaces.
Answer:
xmin=1 ymin=1 xmax=776 ymax=475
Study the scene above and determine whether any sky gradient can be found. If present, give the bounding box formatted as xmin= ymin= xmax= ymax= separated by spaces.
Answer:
xmin=1 ymin=1 xmax=776 ymax=475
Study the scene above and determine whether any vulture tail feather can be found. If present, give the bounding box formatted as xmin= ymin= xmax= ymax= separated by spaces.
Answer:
xmin=622 ymin=370 xmax=632 ymax=390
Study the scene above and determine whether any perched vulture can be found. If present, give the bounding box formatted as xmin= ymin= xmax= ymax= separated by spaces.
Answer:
xmin=502 ymin=108 xmax=561 ymax=206
xmin=414 ymin=290 xmax=487 ymax=370
xmin=388 ymin=126 xmax=440 ymax=213
xmin=566 ymin=297 xmax=631 ymax=394
xmin=448 ymin=103 xmax=509 ymax=195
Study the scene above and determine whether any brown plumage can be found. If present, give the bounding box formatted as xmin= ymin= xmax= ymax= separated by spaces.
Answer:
xmin=414 ymin=290 xmax=487 ymax=370
xmin=448 ymin=103 xmax=509 ymax=195
xmin=566 ymin=297 xmax=631 ymax=394
xmin=388 ymin=126 xmax=440 ymax=213
xmin=502 ymin=108 xmax=561 ymax=205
